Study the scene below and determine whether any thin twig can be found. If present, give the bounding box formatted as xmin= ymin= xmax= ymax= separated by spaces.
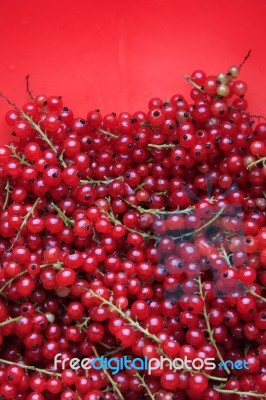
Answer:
xmin=92 ymin=346 xmax=124 ymax=400
xmin=3 ymin=180 xmax=11 ymax=210
xmin=6 ymin=144 xmax=31 ymax=166
xmin=8 ymin=197 xmax=41 ymax=251
xmin=104 ymin=208 xmax=157 ymax=240
xmin=0 ymin=316 xmax=22 ymax=327
xmin=104 ymin=347 xmax=126 ymax=357
xmin=0 ymin=358 xmax=61 ymax=377
xmin=229 ymin=105 xmax=266 ymax=122
xmin=184 ymin=75 xmax=205 ymax=92
xmin=173 ymin=206 xmax=226 ymax=240
xmin=51 ymin=202 xmax=74 ymax=227
xmin=148 ymin=143 xmax=176 ymax=149
xmin=198 ymin=276 xmax=230 ymax=374
xmin=220 ymin=246 xmax=235 ymax=269
xmin=247 ymin=157 xmax=266 ymax=170
xmin=215 ymin=388 xmax=266 ymax=399
xmin=0 ymin=91 xmax=67 ymax=168
xmin=122 ymin=197 xmax=194 ymax=215
xmin=239 ymin=49 xmax=252 ymax=69
xmin=21 ymin=111 xmax=67 ymax=168
xmin=0 ymin=91 xmax=20 ymax=111
xmin=135 ymin=373 xmax=156 ymax=399
xmin=25 ymin=75 xmax=34 ymax=100
xmin=97 ymin=128 xmax=119 ymax=139
xmin=248 ymin=288 xmax=266 ymax=303
xmin=80 ymin=176 xmax=123 ymax=186
xmin=90 ymin=289 xmax=161 ymax=343
xmin=0 ymin=261 xmax=63 ymax=296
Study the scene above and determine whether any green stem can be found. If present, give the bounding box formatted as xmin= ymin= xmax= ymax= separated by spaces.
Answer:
xmin=215 ymin=388 xmax=266 ymax=398
xmin=175 ymin=206 xmax=226 ymax=240
xmin=8 ymin=197 xmax=41 ymax=251
xmin=21 ymin=111 xmax=67 ymax=168
xmin=92 ymin=346 xmax=124 ymax=400
xmin=184 ymin=74 xmax=205 ymax=93
xmin=80 ymin=176 xmax=123 ymax=185
xmin=0 ymin=261 xmax=63 ymax=296
xmin=51 ymin=202 xmax=74 ymax=227
xmin=135 ymin=373 xmax=156 ymax=400
xmin=76 ymin=316 xmax=91 ymax=331
xmin=198 ymin=276 xmax=230 ymax=374
xmin=147 ymin=143 xmax=175 ymax=149
xmin=97 ymin=128 xmax=119 ymax=139
xmin=248 ymin=288 xmax=266 ymax=303
xmin=90 ymin=289 xmax=227 ymax=382
xmin=220 ymin=246 xmax=235 ymax=269
xmin=195 ymin=206 xmax=226 ymax=234
xmin=122 ymin=197 xmax=194 ymax=215
xmin=105 ymin=209 xmax=157 ymax=240
xmin=90 ymin=289 xmax=161 ymax=343
xmin=104 ymin=347 xmax=126 ymax=357
xmin=0 ymin=358 xmax=61 ymax=377
xmin=0 ymin=316 xmax=22 ymax=327
xmin=247 ymin=157 xmax=266 ymax=170
xmin=98 ymin=341 xmax=113 ymax=350
xmin=6 ymin=144 xmax=31 ymax=166
xmin=3 ymin=180 xmax=11 ymax=210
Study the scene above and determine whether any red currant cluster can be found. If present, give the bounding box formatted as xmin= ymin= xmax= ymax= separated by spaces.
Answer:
xmin=0 ymin=53 xmax=265 ymax=400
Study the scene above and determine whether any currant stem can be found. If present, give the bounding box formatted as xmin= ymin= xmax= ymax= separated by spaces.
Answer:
xmin=6 ymin=144 xmax=31 ymax=166
xmin=0 ymin=91 xmax=20 ymax=111
xmin=98 ymin=341 xmax=113 ymax=350
xmin=215 ymin=388 xmax=266 ymax=398
xmin=103 ymin=347 xmax=126 ymax=357
xmin=174 ymin=206 xmax=226 ymax=240
xmin=3 ymin=180 xmax=11 ymax=210
xmin=76 ymin=316 xmax=91 ymax=331
xmin=0 ymin=316 xmax=22 ymax=327
xmin=184 ymin=75 xmax=205 ymax=93
xmin=0 ymin=261 xmax=63 ymax=296
xmin=122 ymin=197 xmax=194 ymax=215
xmin=147 ymin=143 xmax=176 ymax=149
xmin=80 ymin=176 xmax=123 ymax=185
xmin=76 ymin=392 xmax=82 ymax=400
xmin=20 ymin=111 xmax=67 ymax=168
xmin=25 ymin=75 xmax=34 ymax=100
xmin=248 ymin=288 xmax=266 ymax=303
xmin=90 ymin=290 xmax=227 ymax=382
xmin=97 ymin=128 xmax=119 ymax=139
xmin=92 ymin=346 xmax=125 ymax=400
xmin=0 ymin=91 xmax=67 ymax=168
xmin=198 ymin=275 xmax=230 ymax=374
xmin=89 ymin=289 xmax=161 ymax=344
xmin=0 ymin=358 xmax=62 ymax=377
xmin=239 ymin=49 xmax=252 ymax=69
xmin=104 ymin=209 xmax=157 ymax=240
xmin=126 ymin=225 xmax=157 ymax=240
xmin=195 ymin=206 xmax=226 ymax=234
xmin=246 ymin=157 xmax=266 ymax=170
xmin=51 ymin=202 xmax=74 ymax=227
xmin=135 ymin=373 xmax=156 ymax=400
xmin=8 ymin=197 xmax=41 ymax=251
xmin=220 ymin=246 xmax=235 ymax=268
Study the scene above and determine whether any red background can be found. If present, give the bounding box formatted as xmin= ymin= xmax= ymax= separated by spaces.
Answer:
xmin=0 ymin=0 xmax=266 ymax=145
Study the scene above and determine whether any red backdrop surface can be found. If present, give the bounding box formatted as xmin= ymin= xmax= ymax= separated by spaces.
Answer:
xmin=0 ymin=0 xmax=266 ymax=144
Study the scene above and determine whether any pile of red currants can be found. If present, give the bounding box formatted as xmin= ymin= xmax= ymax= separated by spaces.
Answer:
xmin=0 ymin=52 xmax=265 ymax=400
